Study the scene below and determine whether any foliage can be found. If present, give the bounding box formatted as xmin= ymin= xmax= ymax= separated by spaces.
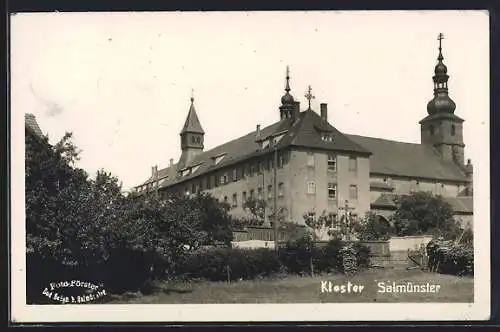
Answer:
xmin=357 ymin=212 xmax=393 ymax=241
xmin=25 ymin=129 xmax=234 ymax=301
xmin=352 ymin=242 xmax=371 ymax=269
xmin=279 ymin=233 xmax=316 ymax=274
xmin=187 ymin=193 xmax=233 ymax=246
xmin=243 ymin=197 xmax=267 ymax=222
xmin=392 ymin=192 xmax=460 ymax=238
xmin=426 ymin=240 xmax=473 ymax=276
xmin=176 ymin=248 xmax=281 ymax=281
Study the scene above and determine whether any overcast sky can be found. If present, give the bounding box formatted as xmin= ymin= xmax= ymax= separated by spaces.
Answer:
xmin=11 ymin=11 xmax=489 ymax=190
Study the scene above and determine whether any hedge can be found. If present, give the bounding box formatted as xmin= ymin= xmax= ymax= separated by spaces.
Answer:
xmin=426 ymin=241 xmax=474 ymax=276
xmin=174 ymin=240 xmax=371 ymax=282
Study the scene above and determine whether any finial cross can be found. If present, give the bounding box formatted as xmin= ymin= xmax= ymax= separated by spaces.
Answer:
xmin=437 ymin=33 xmax=444 ymax=49
xmin=305 ymin=85 xmax=315 ymax=110
xmin=190 ymin=88 xmax=194 ymax=103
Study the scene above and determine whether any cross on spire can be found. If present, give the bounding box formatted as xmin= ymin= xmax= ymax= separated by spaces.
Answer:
xmin=437 ymin=33 xmax=444 ymax=60
xmin=285 ymin=65 xmax=291 ymax=92
xmin=305 ymin=85 xmax=315 ymax=110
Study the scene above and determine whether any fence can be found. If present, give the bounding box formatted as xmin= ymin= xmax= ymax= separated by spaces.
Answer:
xmin=233 ymin=226 xmax=303 ymax=242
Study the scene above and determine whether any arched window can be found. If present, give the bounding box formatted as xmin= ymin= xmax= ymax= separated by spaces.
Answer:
xmin=429 ymin=125 xmax=435 ymax=136
xmin=196 ymin=136 xmax=201 ymax=143
xmin=451 ymin=124 xmax=456 ymax=136
xmin=191 ymin=136 xmax=196 ymax=143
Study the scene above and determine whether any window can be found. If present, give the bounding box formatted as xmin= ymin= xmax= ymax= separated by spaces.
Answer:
xmin=307 ymin=152 xmax=315 ymax=167
xmin=196 ymin=136 xmax=201 ymax=143
xmin=430 ymin=125 xmax=435 ymax=136
xmin=258 ymin=187 xmax=263 ymax=200
xmin=223 ymin=173 xmax=228 ymax=184
xmin=233 ymin=169 xmax=237 ymax=182
xmin=191 ymin=136 xmax=196 ymax=143
xmin=214 ymin=174 xmax=220 ymax=187
xmin=268 ymin=158 xmax=274 ymax=170
xmin=278 ymin=153 xmax=284 ymax=168
xmin=249 ymin=163 xmax=255 ymax=176
xmin=328 ymin=155 xmax=337 ymax=171
xmin=191 ymin=183 xmax=196 ymax=194
xmin=451 ymin=124 xmax=456 ymax=136
xmin=267 ymin=185 xmax=272 ymax=200
xmin=223 ymin=196 xmax=228 ymax=203
xmin=307 ymin=181 xmax=316 ymax=194
xmin=232 ymin=193 xmax=237 ymax=207
xmin=349 ymin=185 xmax=358 ymax=200
xmin=348 ymin=157 xmax=357 ymax=172
xmin=278 ymin=183 xmax=284 ymax=197
xmin=328 ymin=183 xmax=337 ymax=199
xmin=242 ymin=191 xmax=247 ymax=204
xmin=321 ymin=132 xmax=333 ymax=142
xmin=243 ymin=165 xmax=249 ymax=177
xmin=250 ymin=189 xmax=255 ymax=199
xmin=257 ymin=161 xmax=262 ymax=173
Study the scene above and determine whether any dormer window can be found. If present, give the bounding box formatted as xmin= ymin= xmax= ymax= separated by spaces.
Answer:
xmin=191 ymin=164 xmax=201 ymax=173
xmin=212 ymin=153 xmax=226 ymax=165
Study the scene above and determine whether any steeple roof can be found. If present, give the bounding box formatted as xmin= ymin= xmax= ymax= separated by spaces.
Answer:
xmin=180 ymin=97 xmax=205 ymax=134
xmin=426 ymin=32 xmax=457 ymax=116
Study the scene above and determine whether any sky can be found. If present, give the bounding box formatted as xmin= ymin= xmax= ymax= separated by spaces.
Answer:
xmin=11 ymin=11 xmax=489 ymax=191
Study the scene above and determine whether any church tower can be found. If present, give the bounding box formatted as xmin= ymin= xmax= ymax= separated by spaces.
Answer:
xmin=279 ymin=66 xmax=298 ymax=121
xmin=420 ymin=33 xmax=465 ymax=166
xmin=178 ymin=92 xmax=205 ymax=169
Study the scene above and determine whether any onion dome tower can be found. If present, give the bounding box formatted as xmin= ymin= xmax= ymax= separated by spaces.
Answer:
xmin=279 ymin=66 xmax=298 ymax=121
xmin=419 ymin=33 xmax=466 ymax=167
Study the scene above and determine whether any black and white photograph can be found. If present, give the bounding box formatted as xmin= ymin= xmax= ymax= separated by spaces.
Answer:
xmin=10 ymin=10 xmax=490 ymax=322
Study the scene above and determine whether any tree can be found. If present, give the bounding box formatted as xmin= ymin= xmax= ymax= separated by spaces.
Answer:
xmin=357 ymin=212 xmax=393 ymax=241
xmin=242 ymin=197 xmax=267 ymax=225
xmin=392 ymin=192 xmax=459 ymax=238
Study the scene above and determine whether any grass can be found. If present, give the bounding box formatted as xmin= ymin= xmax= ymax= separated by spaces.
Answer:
xmin=108 ymin=268 xmax=474 ymax=304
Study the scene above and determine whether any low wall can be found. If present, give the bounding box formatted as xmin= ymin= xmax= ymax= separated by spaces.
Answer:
xmin=389 ymin=235 xmax=433 ymax=252
xmin=231 ymin=240 xmax=275 ymax=249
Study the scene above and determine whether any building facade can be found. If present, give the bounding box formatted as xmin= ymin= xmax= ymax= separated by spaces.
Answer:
xmin=135 ymin=36 xmax=473 ymax=228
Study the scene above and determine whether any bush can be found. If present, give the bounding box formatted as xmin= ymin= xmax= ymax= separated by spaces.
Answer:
xmin=175 ymin=247 xmax=281 ymax=281
xmin=427 ymin=241 xmax=473 ymax=276
xmin=352 ymin=242 xmax=371 ymax=269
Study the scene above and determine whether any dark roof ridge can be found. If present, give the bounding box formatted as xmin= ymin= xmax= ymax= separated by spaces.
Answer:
xmin=345 ymin=133 xmax=421 ymax=146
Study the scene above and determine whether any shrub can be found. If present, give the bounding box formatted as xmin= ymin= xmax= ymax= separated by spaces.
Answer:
xmin=352 ymin=242 xmax=371 ymax=269
xmin=427 ymin=241 xmax=473 ymax=276
xmin=175 ymin=247 xmax=281 ymax=281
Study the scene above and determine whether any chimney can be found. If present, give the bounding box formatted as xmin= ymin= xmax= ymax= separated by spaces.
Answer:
xmin=152 ymin=165 xmax=158 ymax=178
xmin=169 ymin=158 xmax=174 ymax=166
xmin=255 ymin=124 xmax=261 ymax=141
xmin=320 ymin=103 xmax=328 ymax=122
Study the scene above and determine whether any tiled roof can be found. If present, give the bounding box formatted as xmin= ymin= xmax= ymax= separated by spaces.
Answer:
xmin=25 ymin=113 xmax=44 ymax=138
xmin=443 ymin=196 xmax=473 ymax=214
xmin=371 ymin=193 xmax=473 ymax=214
xmin=181 ymin=102 xmax=204 ymax=134
xmin=345 ymin=134 xmax=468 ymax=182
xmin=138 ymin=110 xmax=371 ymax=188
